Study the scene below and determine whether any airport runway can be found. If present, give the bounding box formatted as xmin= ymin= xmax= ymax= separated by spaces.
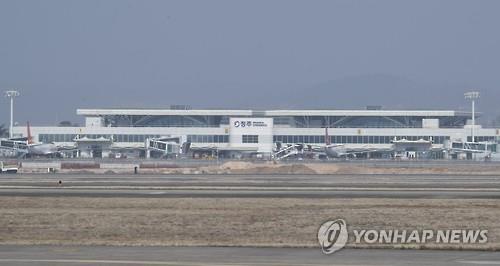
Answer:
xmin=0 ymin=173 xmax=500 ymax=198
xmin=0 ymin=245 xmax=498 ymax=266
xmin=0 ymin=174 xmax=498 ymax=265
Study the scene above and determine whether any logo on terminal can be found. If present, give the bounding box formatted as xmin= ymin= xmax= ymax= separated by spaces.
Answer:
xmin=233 ymin=121 xmax=252 ymax=128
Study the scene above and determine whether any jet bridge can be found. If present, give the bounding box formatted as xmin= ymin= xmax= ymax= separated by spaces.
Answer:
xmin=146 ymin=137 xmax=181 ymax=158
xmin=450 ymin=141 xmax=498 ymax=161
xmin=273 ymin=143 xmax=310 ymax=160
xmin=0 ymin=139 xmax=29 ymax=156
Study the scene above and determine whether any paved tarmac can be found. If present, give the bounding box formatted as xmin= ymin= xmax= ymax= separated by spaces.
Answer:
xmin=0 ymin=173 xmax=499 ymax=198
xmin=0 ymin=245 xmax=498 ymax=266
xmin=0 ymin=187 xmax=499 ymax=198
xmin=0 ymin=174 xmax=499 ymax=265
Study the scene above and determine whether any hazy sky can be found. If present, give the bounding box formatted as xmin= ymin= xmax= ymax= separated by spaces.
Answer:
xmin=1 ymin=0 xmax=499 ymax=125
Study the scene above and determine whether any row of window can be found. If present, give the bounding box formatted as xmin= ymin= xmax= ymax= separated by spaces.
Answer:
xmin=0 ymin=140 xmax=28 ymax=150
xmin=467 ymin=136 xmax=498 ymax=142
xmin=35 ymin=134 xmax=487 ymax=145
xmin=39 ymin=134 xmax=162 ymax=143
xmin=273 ymin=135 xmax=450 ymax=144
xmin=39 ymin=134 xmax=231 ymax=144
xmin=115 ymin=135 xmax=161 ymax=142
xmin=109 ymin=115 xmax=466 ymax=128
xmin=242 ymin=135 xmax=259 ymax=143
xmin=39 ymin=134 xmax=77 ymax=143
xmin=187 ymin=135 xmax=229 ymax=143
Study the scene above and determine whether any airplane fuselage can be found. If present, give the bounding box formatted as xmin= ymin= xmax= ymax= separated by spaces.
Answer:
xmin=28 ymin=143 xmax=59 ymax=156
xmin=325 ymin=145 xmax=349 ymax=158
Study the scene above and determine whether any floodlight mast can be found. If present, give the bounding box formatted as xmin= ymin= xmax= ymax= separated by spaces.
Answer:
xmin=4 ymin=90 xmax=20 ymax=139
xmin=464 ymin=91 xmax=480 ymax=143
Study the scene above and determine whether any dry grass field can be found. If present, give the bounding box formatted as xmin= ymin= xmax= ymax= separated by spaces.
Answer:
xmin=26 ymin=161 xmax=500 ymax=175
xmin=0 ymin=197 xmax=498 ymax=250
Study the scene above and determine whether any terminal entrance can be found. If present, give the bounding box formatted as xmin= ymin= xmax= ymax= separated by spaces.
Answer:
xmin=91 ymin=145 xmax=102 ymax=158
xmin=75 ymin=137 xmax=112 ymax=159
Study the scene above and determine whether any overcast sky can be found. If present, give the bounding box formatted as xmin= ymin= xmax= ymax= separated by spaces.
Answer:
xmin=1 ymin=0 xmax=499 ymax=126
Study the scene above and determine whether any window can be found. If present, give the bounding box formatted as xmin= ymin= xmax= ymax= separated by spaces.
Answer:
xmin=187 ymin=135 xmax=229 ymax=143
xmin=242 ymin=135 xmax=259 ymax=143
xmin=274 ymin=117 xmax=290 ymax=125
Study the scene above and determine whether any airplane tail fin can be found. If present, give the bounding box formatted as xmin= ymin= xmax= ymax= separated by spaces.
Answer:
xmin=325 ymin=127 xmax=331 ymax=145
xmin=27 ymin=122 xmax=33 ymax=144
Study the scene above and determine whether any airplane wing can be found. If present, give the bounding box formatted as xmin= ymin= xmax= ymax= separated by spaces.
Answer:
xmin=296 ymin=144 xmax=342 ymax=150
xmin=345 ymin=146 xmax=394 ymax=153
xmin=305 ymin=144 xmax=392 ymax=154
xmin=450 ymin=148 xmax=490 ymax=154
xmin=56 ymin=146 xmax=78 ymax=151
xmin=8 ymin=137 xmax=28 ymax=142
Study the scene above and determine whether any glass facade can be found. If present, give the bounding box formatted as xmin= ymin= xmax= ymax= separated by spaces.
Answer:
xmin=39 ymin=134 xmax=78 ymax=143
xmin=114 ymin=134 xmax=160 ymax=142
xmin=39 ymin=133 xmax=450 ymax=144
xmin=275 ymin=116 xmax=467 ymax=129
xmin=242 ymin=135 xmax=259 ymax=143
xmin=39 ymin=134 xmax=162 ymax=143
xmin=187 ymin=135 xmax=229 ymax=143
xmin=467 ymin=136 xmax=497 ymax=142
xmin=100 ymin=114 xmax=469 ymax=128
xmin=107 ymin=115 xmax=229 ymax=127
xmin=273 ymin=135 xmax=449 ymax=144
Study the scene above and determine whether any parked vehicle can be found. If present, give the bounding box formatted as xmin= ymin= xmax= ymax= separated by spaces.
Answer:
xmin=0 ymin=161 xmax=18 ymax=174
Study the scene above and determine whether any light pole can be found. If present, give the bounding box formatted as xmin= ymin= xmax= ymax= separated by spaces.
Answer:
xmin=4 ymin=90 xmax=20 ymax=139
xmin=464 ymin=91 xmax=480 ymax=143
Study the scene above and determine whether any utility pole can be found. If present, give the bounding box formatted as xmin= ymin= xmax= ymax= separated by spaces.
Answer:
xmin=4 ymin=90 xmax=20 ymax=139
xmin=464 ymin=91 xmax=480 ymax=143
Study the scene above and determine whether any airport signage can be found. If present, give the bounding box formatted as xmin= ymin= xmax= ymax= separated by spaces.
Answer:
xmin=233 ymin=120 xmax=269 ymax=128
xmin=229 ymin=118 xmax=274 ymax=152
xmin=318 ymin=219 xmax=488 ymax=255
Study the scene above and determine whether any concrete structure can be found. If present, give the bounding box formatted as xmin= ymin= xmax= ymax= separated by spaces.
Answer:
xmin=9 ymin=107 xmax=500 ymax=159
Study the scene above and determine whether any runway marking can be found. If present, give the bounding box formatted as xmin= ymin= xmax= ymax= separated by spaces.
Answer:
xmin=0 ymin=259 xmax=346 ymax=266
xmin=0 ymin=185 xmax=500 ymax=192
xmin=1 ymin=186 xmax=500 ymax=192
xmin=0 ymin=259 xmax=205 ymax=265
xmin=149 ymin=191 xmax=166 ymax=195
xmin=457 ymin=260 xmax=500 ymax=265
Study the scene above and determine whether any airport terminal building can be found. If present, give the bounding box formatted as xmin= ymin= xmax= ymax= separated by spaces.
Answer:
xmin=10 ymin=107 xmax=500 ymax=159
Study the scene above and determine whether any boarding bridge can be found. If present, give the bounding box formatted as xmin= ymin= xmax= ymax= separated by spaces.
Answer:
xmin=273 ymin=143 xmax=304 ymax=160
xmin=0 ymin=139 xmax=29 ymax=155
xmin=146 ymin=137 xmax=181 ymax=158
xmin=450 ymin=141 xmax=498 ymax=161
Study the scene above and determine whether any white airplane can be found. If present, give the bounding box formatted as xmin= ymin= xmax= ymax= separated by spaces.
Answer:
xmin=322 ymin=128 xmax=390 ymax=158
xmin=274 ymin=128 xmax=389 ymax=160
xmin=0 ymin=122 xmax=74 ymax=157
xmin=323 ymin=128 xmax=351 ymax=158
xmin=24 ymin=122 xmax=61 ymax=156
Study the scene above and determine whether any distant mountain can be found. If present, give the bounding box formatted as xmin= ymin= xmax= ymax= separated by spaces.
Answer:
xmin=282 ymin=74 xmax=499 ymax=126
xmin=288 ymin=74 xmax=456 ymax=110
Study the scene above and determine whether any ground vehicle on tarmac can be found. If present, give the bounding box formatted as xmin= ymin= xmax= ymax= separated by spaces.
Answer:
xmin=0 ymin=161 xmax=18 ymax=174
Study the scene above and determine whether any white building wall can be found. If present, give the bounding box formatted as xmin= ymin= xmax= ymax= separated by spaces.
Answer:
xmin=12 ymin=126 xmax=231 ymax=148
xmin=229 ymin=118 xmax=273 ymax=153
xmin=12 ymin=125 xmax=500 ymax=151
xmin=85 ymin=116 xmax=104 ymax=127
